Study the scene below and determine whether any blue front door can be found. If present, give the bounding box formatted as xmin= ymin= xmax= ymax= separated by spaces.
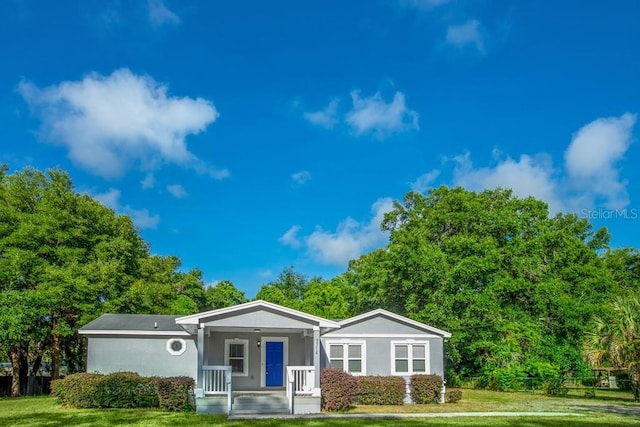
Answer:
xmin=265 ymin=341 xmax=284 ymax=387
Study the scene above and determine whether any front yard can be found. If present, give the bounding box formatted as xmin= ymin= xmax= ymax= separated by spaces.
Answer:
xmin=1 ymin=389 xmax=639 ymax=426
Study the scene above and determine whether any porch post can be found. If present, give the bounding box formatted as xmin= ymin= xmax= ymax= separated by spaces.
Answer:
xmin=197 ymin=324 xmax=204 ymax=388
xmin=313 ymin=326 xmax=320 ymax=388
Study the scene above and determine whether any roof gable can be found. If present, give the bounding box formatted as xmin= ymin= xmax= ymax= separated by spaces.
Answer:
xmin=333 ymin=309 xmax=451 ymax=338
xmin=175 ymin=300 xmax=340 ymax=328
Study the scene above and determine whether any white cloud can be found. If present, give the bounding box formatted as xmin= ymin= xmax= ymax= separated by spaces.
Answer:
xmin=19 ymin=68 xmax=228 ymax=180
xmin=441 ymin=113 xmax=636 ymax=214
xmin=446 ymin=20 xmax=485 ymax=54
xmin=141 ymin=173 xmax=155 ymax=189
xmin=452 ymin=151 xmax=565 ymax=213
xmin=258 ymin=269 xmax=273 ymax=278
xmin=279 ymin=225 xmax=302 ymax=248
xmin=564 ymin=113 xmax=636 ymax=209
xmin=304 ymin=99 xmax=338 ymax=129
xmin=291 ymin=170 xmax=311 ymax=185
xmin=411 ymin=169 xmax=440 ymax=193
xmin=148 ymin=0 xmax=180 ymax=27
xmin=345 ymin=91 xmax=419 ymax=138
xmin=295 ymin=198 xmax=394 ymax=265
xmin=167 ymin=184 xmax=188 ymax=198
xmin=93 ymin=188 xmax=160 ymax=229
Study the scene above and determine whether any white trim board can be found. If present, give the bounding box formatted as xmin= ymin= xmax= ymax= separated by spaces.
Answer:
xmin=260 ymin=336 xmax=289 ymax=388
xmin=321 ymin=333 xmax=439 ymax=338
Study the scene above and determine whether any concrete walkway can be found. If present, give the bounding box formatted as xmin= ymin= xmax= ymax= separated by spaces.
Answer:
xmin=228 ymin=411 xmax=584 ymax=420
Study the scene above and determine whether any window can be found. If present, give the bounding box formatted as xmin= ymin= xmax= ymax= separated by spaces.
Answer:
xmin=225 ymin=339 xmax=249 ymax=376
xmin=391 ymin=341 xmax=429 ymax=375
xmin=166 ymin=338 xmax=186 ymax=356
xmin=327 ymin=341 xmax=365 ymax=375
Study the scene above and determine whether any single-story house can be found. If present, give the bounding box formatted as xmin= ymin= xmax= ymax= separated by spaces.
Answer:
xmin=78 ymin=300 xmax=451 ymax=414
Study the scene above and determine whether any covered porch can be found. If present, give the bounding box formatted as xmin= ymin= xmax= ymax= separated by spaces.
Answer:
xmin=175 ymin=300 xmax=339 ymax=414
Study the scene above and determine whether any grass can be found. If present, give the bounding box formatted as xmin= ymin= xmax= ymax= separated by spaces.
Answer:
xmin=0 ymin=390 xmax=638 ymax=427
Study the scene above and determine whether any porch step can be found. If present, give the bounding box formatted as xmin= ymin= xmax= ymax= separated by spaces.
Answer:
xmin=230 ymin=394 xmax=289 ymax=415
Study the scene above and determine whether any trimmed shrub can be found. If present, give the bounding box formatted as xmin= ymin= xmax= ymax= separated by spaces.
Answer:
xmin=357 ymin=376 xmax=406 ymax=405
xmin=320 ymin=368 xmax=358 ymax=411
xmin=52 ymin=373 xmax=103 ymax=408
xmin=410 ymin=374 xmax=443 ymax=404
xmin=96 ymin=372 xmax=158 ymax=408
xmin=445 ymin=388 xmax=462 ymax=403
xmin=157 ymin=376 xmax=195 ymax=411
xmin=51 ymin=373 xmax=195 ymax=410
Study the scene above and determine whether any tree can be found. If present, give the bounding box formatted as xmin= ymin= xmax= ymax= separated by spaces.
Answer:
xmin=0 ymin=166 xmax=147 ymax=393
xmin=345 ymin=186 xmax=616 ymax=384
xmin=254 ymin=266 xmax=309 ymax=310
xmin=205 ymin=280 xmax=248 ymax=310
xmin=0 ymin=165 xmax=209 ymax=395
xmin=301 ymin=276 xmax=354 ymax=319
xmin=584 ymin=295 xmax=640 ymax=401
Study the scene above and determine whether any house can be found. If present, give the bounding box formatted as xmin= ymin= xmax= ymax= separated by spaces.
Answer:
xmin=78 ymin=300 xmax=451 ymax=414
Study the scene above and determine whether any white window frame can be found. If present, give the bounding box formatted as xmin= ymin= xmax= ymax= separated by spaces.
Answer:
xmin=224 ymin=339 xmax=249 ymax=377
xmin=390 ymin=340 xmax=430 ymax=376
xmin=326 ymin=340 xmax=366 ymax=376
xmin=166 ymin=338 xmax=187 ymax=356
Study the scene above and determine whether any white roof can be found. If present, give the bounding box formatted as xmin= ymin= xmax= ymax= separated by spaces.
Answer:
xmin=175 ymin=299 xmax=341 ymax=328
xmin=338 ymin=308 xmax=452 ymax=338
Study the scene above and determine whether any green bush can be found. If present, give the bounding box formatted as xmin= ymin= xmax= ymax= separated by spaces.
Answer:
xmin=157 ymin=376 xmax=195 ymax=411
xmin=445 ymin=388 xmax=462 ymax=403
xmin=483 ymin=366 xmax=528 ymax=391
xmin=410 ymin=374 xmax=443 ymax=404
xmin=51 ymin=373 xmax=103 ymax=408
xmin=543 ymin=376 xmax=568 ymax=396
xmin=96 ymin=372 xmax=158 ymax=408
xmin=320 ymin=368 xmax=358 ymax=411
xmin=51 ymin=373 xmax=194 ymax=411
xmin=357 ymin=376 xmax=406 ymax=405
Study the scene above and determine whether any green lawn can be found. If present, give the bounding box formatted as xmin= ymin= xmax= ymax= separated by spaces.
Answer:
xmin=0 ymin=391 xmax=639 ymax=427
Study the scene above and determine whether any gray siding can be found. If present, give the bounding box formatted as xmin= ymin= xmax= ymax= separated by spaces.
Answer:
xmin=331 ymin=315 xmax=439 ymax=336
xmin=320 ymin=336 xmax=444 ymax=377
xmin=203 ymin=309 xmax=316 ymax=329
xmin=86 ymin=335 xmax=197 ymax=379
xmin=205 ymin=331 xmax=310 ymax=391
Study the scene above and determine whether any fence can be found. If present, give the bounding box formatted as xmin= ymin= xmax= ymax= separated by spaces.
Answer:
xmin=0 ymin=376 xmax=52 ymax=397
xmin=458 ymin=376 xmax=633 ymax=397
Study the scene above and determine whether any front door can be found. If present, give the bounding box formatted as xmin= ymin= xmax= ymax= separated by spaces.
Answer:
xmin=265 ymin=341 xmax=284 ymax=387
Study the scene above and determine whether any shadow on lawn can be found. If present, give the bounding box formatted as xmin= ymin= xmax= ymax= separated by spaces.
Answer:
xmin=5 ymin=412 xmax=639 ymax=427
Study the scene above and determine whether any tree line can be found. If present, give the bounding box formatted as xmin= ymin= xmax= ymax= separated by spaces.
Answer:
xmin=1 ymin=166 xmax=639 ymax=399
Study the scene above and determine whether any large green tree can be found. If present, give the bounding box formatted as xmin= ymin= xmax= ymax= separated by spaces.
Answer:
xmin=0 ymin=165 xmax=208 ymax=395
xmin=0 ymin=166 xmax=147 ymax=393
xmin=346 ymin=186 xmax=616 ymax=385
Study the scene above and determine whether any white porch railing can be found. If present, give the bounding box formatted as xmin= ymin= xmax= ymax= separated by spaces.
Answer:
xmin=286 ymin=366 xmax=316 ymax=414
xmin=202 ymin=365 xmax=232 ymax=413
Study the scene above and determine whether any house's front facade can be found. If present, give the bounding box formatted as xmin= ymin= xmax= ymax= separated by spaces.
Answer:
xmin=79 ymin=300 xmax=451 ymax=414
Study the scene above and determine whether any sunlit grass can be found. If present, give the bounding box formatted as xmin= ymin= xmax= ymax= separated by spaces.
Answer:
xmin=0 ymin=390 xmax=638 ymax=427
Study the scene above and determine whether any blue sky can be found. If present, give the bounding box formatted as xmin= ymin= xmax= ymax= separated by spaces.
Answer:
xmin=2 ymin=0 xmax=639 ymax=297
